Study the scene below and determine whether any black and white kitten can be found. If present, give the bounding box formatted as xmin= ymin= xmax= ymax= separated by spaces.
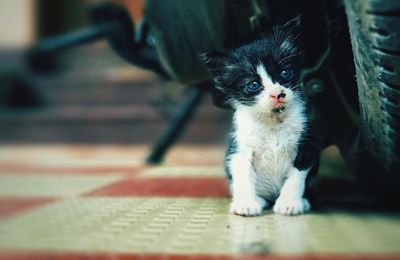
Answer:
xmin=204 ymin=18 xmax=319 ymax=216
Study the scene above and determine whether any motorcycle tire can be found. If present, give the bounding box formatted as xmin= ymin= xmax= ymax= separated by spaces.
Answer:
xmin=344 ymin=0 xmax=400 ymax=205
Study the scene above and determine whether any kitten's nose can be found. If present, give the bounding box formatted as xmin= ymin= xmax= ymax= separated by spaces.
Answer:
xmin=277 ymin=91 xmax=286 ymax=99
xmin=270 ymin=91 xmax=286 ymax=100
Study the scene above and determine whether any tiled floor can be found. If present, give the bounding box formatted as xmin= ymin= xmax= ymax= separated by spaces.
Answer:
xmin=0 ymin=145 xmax=399 ymax=260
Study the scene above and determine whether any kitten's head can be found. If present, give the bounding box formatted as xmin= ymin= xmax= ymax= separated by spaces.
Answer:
xmin=203 ymin=17 xmax=304 ymax=117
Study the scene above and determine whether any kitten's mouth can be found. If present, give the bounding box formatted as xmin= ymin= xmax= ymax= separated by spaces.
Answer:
xmin=272 ymin=105 xmax=286 ymax=113
xmin=271 ymin=99 xmax=286 ymax=113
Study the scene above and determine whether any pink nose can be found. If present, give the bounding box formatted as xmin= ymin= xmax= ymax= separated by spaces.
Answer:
xmin=270 ymin=91 xmax=286 ymax=100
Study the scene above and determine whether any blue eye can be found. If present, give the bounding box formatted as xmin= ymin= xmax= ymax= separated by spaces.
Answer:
xmin=244 ymin=81 xmax=262 ymax=93
xmin=279 ymin=69 xmax=293 ymax=80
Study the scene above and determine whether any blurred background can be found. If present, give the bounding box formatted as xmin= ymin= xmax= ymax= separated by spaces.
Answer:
xmin=0 ymin=0 xmax=231 ymax=145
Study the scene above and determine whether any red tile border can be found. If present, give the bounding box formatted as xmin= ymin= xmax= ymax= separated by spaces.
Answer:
xmin=0 ymin=197 xmax=56 ymax=220
xmin=84 ymin=177 xmax=230 ymax=198
xmin=0 ymin=251 xmax=399 ymax=260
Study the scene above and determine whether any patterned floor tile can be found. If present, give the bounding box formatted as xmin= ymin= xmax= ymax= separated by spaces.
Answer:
xmin=0 ymin=198 xmax=399 ymax=255
xmin=0 ymin=251 xmax=399 ymax=260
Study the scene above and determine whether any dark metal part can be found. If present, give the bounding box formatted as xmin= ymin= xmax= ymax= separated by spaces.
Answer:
xmin=32 ymin=25 xmax=112 ymax=54
xmin=28 ymin=3 xmax=167 ymax=77
xmin=146 ymin=86 xmax=206 ymax=164
xmin=305 ymin=79 xmax=325 ymax=97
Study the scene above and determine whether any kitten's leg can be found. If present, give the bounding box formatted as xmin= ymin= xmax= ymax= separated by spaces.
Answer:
xmin=228 ymin=152 xmax=267 ymax=216
xmin=273 ymin=167 xmax=311 ymax=215
xmin=274 ymin=127 xmax=319 ymax=216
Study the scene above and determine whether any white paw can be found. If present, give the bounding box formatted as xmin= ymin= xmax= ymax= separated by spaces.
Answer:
xmin=230 ymin=196 xmax=267 ymax=217
xmin=273 ymin=197 xmax=310 ymax=216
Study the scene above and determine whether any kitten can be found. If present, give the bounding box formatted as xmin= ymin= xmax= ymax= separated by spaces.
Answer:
xmin=203 ymin=18 xmax=319 ymax=216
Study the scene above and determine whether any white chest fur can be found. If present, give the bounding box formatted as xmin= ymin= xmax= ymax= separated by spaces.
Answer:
xmin=232 ymin=104 xmax=306 ymax=200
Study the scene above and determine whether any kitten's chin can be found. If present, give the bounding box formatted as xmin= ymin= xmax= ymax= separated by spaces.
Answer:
xmin=251 ymin=104 xmax=288 ymax=118
xmin=267 ymin=101 xmax=289 ymax=114
xmin=271 ymin=105 xmax=286 ymax=113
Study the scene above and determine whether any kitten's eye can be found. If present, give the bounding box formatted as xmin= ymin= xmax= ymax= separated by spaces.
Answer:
xmin=244 ymin=81 xmax=262 ymax=93
xmin=279 ymin=69 xmax=293 ymax=80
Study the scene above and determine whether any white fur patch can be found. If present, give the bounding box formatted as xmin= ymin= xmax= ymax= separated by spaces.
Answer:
xmin=257 ymin=64 xmax=274 ymax=88
xmin=273 ymin=168 xmax=311 ymax=215
xmin=228 ymin=153 xmax=268 ymax=216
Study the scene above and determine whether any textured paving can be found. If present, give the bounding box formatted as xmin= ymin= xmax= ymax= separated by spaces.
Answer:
xmin=0 ymin=145 xmax=399 ymax=260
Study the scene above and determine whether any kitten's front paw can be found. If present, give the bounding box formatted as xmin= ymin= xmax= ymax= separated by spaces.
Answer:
xmin=273 ymin=197 xmax=310 ymax=216
xmin=230 ymin=197 xmax=267 ymax=217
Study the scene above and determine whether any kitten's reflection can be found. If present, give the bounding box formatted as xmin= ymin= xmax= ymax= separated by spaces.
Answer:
xmin=227 ymin=213 xmax=311 ymax=255
xmin=227 ymin=214 xmax=271 ymax=255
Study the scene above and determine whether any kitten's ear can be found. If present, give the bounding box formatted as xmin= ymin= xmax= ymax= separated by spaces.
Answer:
xmin=273 ymin=15 xmax=303 ymax=55
xmin=201 ymin=51 xmax=234 ymax=109
xmin=276 ymin=15 xmax=302 ymax=43
xmin=282 ymin=15 xmax=301 ymax=34
xmin=201 ymin=51 xmax=234 ymax=78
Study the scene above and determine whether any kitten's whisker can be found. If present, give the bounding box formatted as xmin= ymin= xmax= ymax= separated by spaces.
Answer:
xmin=279 ymin=51 xmax=303 ymax=64
xmin=279 ymin=53 xmax=298 ymax=64
xmin=225 ymin=73 xmax=242 ymax=88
